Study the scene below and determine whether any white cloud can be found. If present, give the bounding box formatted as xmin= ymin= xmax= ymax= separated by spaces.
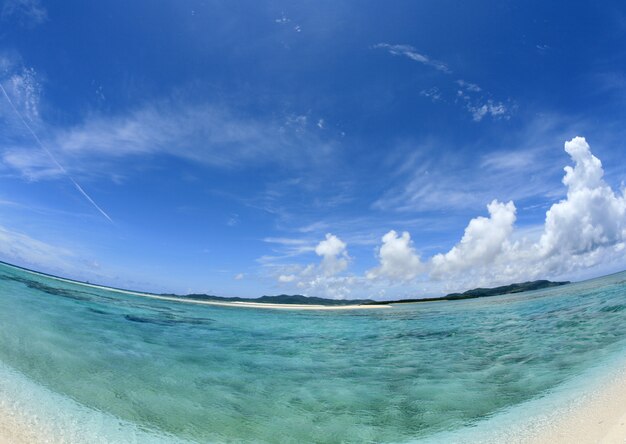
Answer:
xmin=420 ymin=87 xmax=442 ymax=102
xmin=368 ymin=137 xmax=626 ymax=293
xmin=456 ymin=80 xmax=481 ymax=92
xmin=315 ymin=233 xmax=349 ymax=276
xmin=373 ymin=116 xmax=573 ymax=213
xmin=455 ymin=82 xmax=511 ymax=122
xmin=275 ymin=13 xmax=290 ymax=24
xmin=0 ymin=61 xmax=114 ymax=223
xmin=431 ymin=200 xmax=516 ymax=277
xmin=227 ymin=214 xmax=239 ymax=227
xmin=1 ymin=100 xmax=336 ymax=181
xmin=538 ymin=136 xmax=626 ymax=258
xmin=0 ymin=59 xmax=336 ymax=185
xmin=0 ymin=225 xmax=76 ymax=272
xmin=375 ymin=44 xmax=512 ymax=122
xmin=234 ymin=273 xmax=245 ymax=280
xmin=2 ymin=149 xmax=61 ymax=180
xmin=430 ymin=137 xmax=626 ymax=288
xmin=7 ymin=66 xmax=40 ymax=121
xmin=367 ymin=230 xmax=423 ymax=280
xmin=278 ymin=274 xmax=297 ymax=283
xmin=481 ymin=150 xmax=537 ymax=171
xmin=0 ymin=63 xmax=41 ymax=123
xmin=467 ymin=100 xmax=508 ymax=122
xmin=263 ymin=237 xmax=310 ymax=246
xmin=265 ymin=136 xmax=626 ymax=299
xmin=374 ymin=43 xmax=450 ymax=73
xmin=2 ymin=0 xmax=47 ymax=28
xmin=274 ymin=233 xmax=354 ymax=298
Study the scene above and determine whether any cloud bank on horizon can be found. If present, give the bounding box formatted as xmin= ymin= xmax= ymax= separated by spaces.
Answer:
xmin=277 ymin=137 xmax=626 ymax=298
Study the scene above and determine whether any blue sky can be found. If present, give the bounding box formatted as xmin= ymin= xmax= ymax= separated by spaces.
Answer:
xmin=1 ymin=0 xmax=626 ymax=299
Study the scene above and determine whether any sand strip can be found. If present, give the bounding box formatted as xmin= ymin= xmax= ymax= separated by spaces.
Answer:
xmin=525 ymin=363 xmax=626 ymax=444
xmin=5 ymin=263 xmax=387 ymax=310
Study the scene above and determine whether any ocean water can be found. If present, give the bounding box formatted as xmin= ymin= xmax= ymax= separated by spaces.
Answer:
xmin=1 ymin=263 xmax=626 ymax=443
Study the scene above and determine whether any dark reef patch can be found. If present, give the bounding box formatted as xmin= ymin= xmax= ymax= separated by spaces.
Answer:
xmin=600 ymin=304 xmax=626 ymax=313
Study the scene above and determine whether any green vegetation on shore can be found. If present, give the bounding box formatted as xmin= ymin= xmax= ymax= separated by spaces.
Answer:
xmin=167 ymin=293 xmax=374 ymax=306
xmin=366 ymin=280 xmax=570 ymax=305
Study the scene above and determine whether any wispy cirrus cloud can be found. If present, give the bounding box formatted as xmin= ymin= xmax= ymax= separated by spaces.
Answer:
xmin=419 ymin=87 xmax=442 ymax=102
xmin=0 ymin=225 xmax=77 ymax=272
xmin=455 ymin=80 xmax=481 ymax=92
xmin=0 ymin=61 xmax=114 ymax=223
xmin=372 ymin=115 xmax=576 ymax=213
xmin=1 ymin=99 xmax=338 ymax=182
xmin=374 ymin=43 xmax=450 ymax=73
xmin=257 ymin=236 xmax=316 ymax=264
xmin=372 ymin=147 xmax=553 ymax=213
xmin=0 ymin=54 xmax=339 ymax=191
xmin=2 ymin=0 xmax=47 ymax=28
xmin=375 ymin=43 xmax=513 ymax=122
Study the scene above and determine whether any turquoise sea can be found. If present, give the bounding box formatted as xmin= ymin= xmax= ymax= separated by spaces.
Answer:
xmin=1 ymin=262 xmax=626 ymax=443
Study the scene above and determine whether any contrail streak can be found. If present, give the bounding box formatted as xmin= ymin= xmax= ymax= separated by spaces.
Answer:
xmin=0 ymin=83 xmax=114 ymax=223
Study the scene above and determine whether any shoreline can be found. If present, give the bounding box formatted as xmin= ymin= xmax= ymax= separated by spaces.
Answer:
xmin=0 ymin=361 xmax=182 ymax=444
xmin=2 ymin=358 xmax=626 ymax=443
xmin=1 ymin=262 xmax=387 ymax=310
xmin=525 ymin=362 xmax=626 ymax=443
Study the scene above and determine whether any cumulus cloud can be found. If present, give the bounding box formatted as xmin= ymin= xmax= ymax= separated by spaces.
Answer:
xmin=266 ymin=136 xmax=625 ymax=298
xmin=315 ymin=233 xmax=349 ymax=276
xmin=434 ymin=137 xmax=626 ymax=288
xmin=367 ymin=230 xmax=423 ymax=280
xmin=278 ymin=274 xmax=297 ymax=283
xmin=276 ymin=233 xmax=353 ymax=298
xmin=538 ymin=136 xmax=626 ymax=259
xmin=431 ymin=200 xmax=516 ymax=276
xmin=368 ymin=137 xmax=626 ymax=292
xmin=264 ymin=137 xmax=626 ymax=298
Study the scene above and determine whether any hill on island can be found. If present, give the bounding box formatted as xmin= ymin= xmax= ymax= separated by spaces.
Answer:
xmin=166 ymin=280 xmax=570 ymax=306
xmin=165 ymin=293 xmax=374 ymax=306
xmin=367 ymin=280 xmax=570 ymax=305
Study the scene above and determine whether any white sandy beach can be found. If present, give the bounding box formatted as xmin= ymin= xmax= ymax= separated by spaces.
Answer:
xmin=524 ymin=363 xmax=626 ymax=444
xmin=0 ymin=409 xmax=35 ymax=444
xmin=139 ymin=296 xmax=389 ymax=310
xmin=7 ymin=263 xmax=387 ymax=311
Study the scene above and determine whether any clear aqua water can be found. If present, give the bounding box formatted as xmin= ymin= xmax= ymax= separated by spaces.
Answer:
xmin=1 ymin=263 xmax=626 ymax=443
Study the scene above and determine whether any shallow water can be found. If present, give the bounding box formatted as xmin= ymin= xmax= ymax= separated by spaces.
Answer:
xmin=1 ymin=263 xmax=626 ymax=442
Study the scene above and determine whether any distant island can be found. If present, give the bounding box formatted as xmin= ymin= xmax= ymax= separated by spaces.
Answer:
xmin=167 ymin=293 xmax=374 ymax=306
xmin=366 ymin=280 xmax=570 ymax=305
xmin=164 ymin=280 xmax=570 ymax=306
